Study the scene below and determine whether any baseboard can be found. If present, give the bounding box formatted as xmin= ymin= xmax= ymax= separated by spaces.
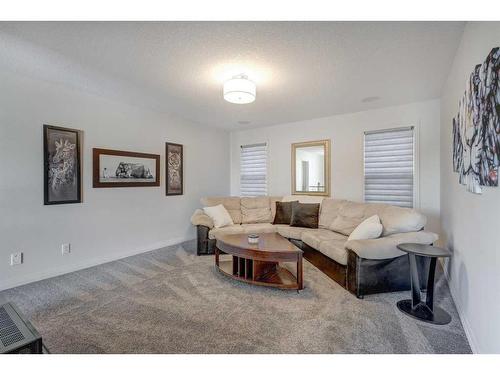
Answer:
xmin=442 ymin=262 xmax=480 ymax=353
xmin=0 ymin=235 xmax=195 ymax=292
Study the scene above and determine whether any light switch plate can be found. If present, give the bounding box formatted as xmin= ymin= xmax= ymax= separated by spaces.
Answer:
xmin=10 ymin=252 xmax=23 ymax=266
xmin=61 ymin=243 xmax=71 ymax=255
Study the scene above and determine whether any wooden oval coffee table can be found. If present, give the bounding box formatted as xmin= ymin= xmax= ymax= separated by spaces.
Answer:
xmin=215 ymin=233 xmax=303 ymax=291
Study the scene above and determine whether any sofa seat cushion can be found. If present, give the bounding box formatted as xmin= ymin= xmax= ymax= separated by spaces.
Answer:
xmin=201 ymin=197 xmax=242 ymax=224
xmin=301 ymin=229 xmax=347 ymax=249
xmin=208 ymin=225 xmax=245 ymax=240
xmin=318 ymin=239 xmax=349 ymax=265
xmin=208 ymin=223 xmax=279 ymax=240
xmin=241 ymin=197 xmax=272 ymax=224
xmin=276 ymin=225 xmax=317 ymax=240
xmin=241 ymin=223 xmax=278 ymax=235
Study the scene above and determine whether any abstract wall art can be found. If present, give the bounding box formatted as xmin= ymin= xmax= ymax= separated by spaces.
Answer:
xmin=93 ymin=148 xmax=160 ymax=188
xmin=165 ymin=142 xmax=183 ymax=196
xmin=452 ymin=47 xmax=500 ymax=194
xmin=43 ymin=124 xmax=82 ymax=205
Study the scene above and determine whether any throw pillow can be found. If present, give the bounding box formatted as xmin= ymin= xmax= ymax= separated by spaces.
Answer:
xmin=203 ymin=204 xmax=234 ymax=228
xmin=290 ymin=202 xmax=320 ymax=228
xmin=347 ymin=215 xmax=383 ymax=241
xmin=273 ymin=201 xmax=298 ymax=225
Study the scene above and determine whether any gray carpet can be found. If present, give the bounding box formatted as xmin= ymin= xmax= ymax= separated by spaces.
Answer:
xmin=0 ymin=240 xmax=471 ymax=353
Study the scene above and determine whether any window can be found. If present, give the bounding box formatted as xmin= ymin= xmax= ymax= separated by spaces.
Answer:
xmin=364 ymin=127 xmax=415 ymax=208
xmin=240 ymin=143 xmax=267 ymax=197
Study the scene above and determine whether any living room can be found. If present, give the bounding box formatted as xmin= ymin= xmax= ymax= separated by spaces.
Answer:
xmin=1 ymin=1 xmax=499 ymax=372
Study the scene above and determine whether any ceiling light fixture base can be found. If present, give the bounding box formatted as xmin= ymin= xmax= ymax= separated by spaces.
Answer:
xmin=223 ymin=74 xmax=256 ymax=104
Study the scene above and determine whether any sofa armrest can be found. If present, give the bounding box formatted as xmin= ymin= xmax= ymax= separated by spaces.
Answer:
xmin=190 ymin=209 xmax=214 ymax=229
xmin=345 ymin=231 xmax=439 ymax=260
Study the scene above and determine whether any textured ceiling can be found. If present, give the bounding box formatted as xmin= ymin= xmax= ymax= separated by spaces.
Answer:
xmin=0 ymin=22 xmax=465 ymax=130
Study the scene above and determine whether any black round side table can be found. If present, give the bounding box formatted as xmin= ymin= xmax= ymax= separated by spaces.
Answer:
xmin=396 ymin=243 xmax=452 ymax=325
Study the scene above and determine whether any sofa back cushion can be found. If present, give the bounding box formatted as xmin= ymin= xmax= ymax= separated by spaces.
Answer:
xmin=379 ymin=205 xmax=426 ymax=236
xmin=318 ymin=198 xmax=347 ymax=229
xmin=201 ymin=197 xmax=242 ymax=224
xmin=241 ymin=197 xmax=272 ymax=224
xmin=329 ymin=201 xmax=366 ymax=235
xmin=199 ymin=196 xmax=426 ymax=236
xmin=282 ymin=195 xmax=324 ymax=204
xmin=326 ymin=199 xmax=426 ymax=236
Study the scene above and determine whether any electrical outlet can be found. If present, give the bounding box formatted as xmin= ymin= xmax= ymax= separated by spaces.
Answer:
xmin=10 ymin=252 xmax=23 ymax=266
xmin=61 ymin=243 xmax=71 ymax=255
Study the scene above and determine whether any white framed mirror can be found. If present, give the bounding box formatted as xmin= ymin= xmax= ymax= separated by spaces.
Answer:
xmin=291 ymin=139 xmax=331 ymax=196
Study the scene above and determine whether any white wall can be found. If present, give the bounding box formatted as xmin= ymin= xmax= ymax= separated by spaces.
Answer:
xmin=0 ymin=71 xmax=230 ymax=291
xmin=440 ymin=22 xmax=500 ymax=353
xmin=231 ymin=100 xmax=441 ymax=234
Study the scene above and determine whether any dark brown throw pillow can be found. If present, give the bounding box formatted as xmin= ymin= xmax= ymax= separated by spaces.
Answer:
xmin=273 ymin=201 xmax=298 ymax=224
xmin=290 ymin=202 xmax=320 ymax=228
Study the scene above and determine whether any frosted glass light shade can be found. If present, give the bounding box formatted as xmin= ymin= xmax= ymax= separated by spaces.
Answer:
xmin=223 ymin=77 xmax=256 ymax=104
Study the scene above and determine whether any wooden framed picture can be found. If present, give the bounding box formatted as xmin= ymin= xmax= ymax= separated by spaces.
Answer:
xmin=43 ymin=124 xmax=82 ymax=205
xmin=165 ymin=142 xmax=183 ymax=195
xmin=93 ymin=148 xmax=160 ymax=188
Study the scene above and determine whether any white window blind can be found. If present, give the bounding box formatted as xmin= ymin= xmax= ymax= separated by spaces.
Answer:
xmin=364 ymin=127 xmax=414 ymax=208
xmin=240 ymin=143 xmax=267 ymax=197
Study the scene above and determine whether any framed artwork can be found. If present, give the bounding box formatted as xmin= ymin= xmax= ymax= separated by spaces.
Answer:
xmin=43 ymin=124 xmax=82 ymax=205
xmin=165 ymin=142 xmax=183 ymax=195
xmin=93 ymin=148 xmax=160 ymax=188
xmin=451 ymin=46 xmax=499 ymax=194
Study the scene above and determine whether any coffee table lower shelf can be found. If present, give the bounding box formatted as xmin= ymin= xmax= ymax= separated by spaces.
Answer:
xmin=217 ymin=257 xmax=300 ymax=290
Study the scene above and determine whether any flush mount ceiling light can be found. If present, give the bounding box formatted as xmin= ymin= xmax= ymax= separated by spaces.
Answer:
xmin=223 ymin=75 xmax=256 ymax=104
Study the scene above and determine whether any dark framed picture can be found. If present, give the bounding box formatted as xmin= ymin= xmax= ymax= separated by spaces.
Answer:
xmin=43 ymin=124 xmax=82 ymax=205
xmin=93 ymin=148 xmax=160 ymax=188
xmin=165 ymin=142 xmax=183 ymax=195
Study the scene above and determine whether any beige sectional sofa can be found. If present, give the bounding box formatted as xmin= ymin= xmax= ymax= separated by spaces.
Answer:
xmin=191 ymin=196 xmax=438 ymax=297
